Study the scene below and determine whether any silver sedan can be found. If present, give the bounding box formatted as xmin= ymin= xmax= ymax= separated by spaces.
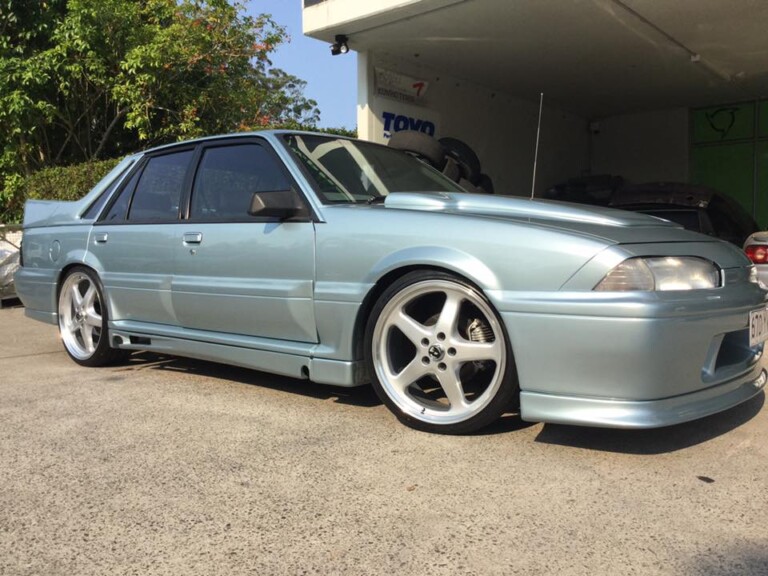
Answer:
xmin=14 ymin=131 xmax=768 ymax=434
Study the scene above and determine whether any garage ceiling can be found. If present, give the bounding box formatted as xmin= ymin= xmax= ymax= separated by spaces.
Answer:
xmin=306 ymin=0 xmax=768 ymax=118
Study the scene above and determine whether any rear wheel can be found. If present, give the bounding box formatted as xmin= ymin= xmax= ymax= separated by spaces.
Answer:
xmin=365 ymin=270 xmax=518 ymax=434
xmin=58 ymin=267 xmax=127 ymax=366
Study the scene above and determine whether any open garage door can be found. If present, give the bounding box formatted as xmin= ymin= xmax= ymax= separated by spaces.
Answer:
xmin=303 ymin=0 xmax=768 ymax=225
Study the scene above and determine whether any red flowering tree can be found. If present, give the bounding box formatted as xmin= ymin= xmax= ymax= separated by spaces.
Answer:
xmin=0 ymin=0 xmax=320 ymax=176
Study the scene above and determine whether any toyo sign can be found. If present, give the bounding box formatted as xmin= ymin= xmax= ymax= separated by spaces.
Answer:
xmin=371 ymin=96 xmax=440 ymax=143
xmin=382 ymin=111 xmax=436 ymax=137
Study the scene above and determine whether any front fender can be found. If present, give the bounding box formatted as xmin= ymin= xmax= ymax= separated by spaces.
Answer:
xmin=366 ymin=245 xmax=501 ymax=291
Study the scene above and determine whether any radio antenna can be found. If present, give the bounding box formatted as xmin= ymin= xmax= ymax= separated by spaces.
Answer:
xmin=530 ymin=92 xmax=544 ymax=200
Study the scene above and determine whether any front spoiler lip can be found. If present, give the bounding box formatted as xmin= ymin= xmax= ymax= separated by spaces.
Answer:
xmin=519 ymin=365 xmax=767 ymax=429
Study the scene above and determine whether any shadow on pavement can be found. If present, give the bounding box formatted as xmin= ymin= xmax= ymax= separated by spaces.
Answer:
xmin=109 ymin=351 xmax=765 ymax=445
xmin=470 ymin=412 xmax=539 ymax=436
xmin=113 ymin=351 xmax=383 ymax=408
xmin=690 ymin=541 xmax=768 ymax=575
xmin=534 ymin=391 xmax=765 ymax=454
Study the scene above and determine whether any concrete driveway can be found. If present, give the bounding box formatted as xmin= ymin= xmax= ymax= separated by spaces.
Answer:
xmin=1 ymin=306 xmax=767 ymax=576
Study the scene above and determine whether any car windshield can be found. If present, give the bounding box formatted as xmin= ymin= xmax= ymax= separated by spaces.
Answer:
xmin=282 ymin=133 xmax=465 ymax=204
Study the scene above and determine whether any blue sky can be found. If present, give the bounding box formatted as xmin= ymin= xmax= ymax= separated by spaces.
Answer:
xmin=248 ymin=1 xmax=358 ymax=129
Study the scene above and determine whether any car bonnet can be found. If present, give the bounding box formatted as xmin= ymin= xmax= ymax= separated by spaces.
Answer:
xmin=382 ymin=192 xmax=712 ymax=245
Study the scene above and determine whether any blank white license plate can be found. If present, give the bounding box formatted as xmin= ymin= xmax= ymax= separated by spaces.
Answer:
xmin=749 ymin=307 xmax=768 ymax=347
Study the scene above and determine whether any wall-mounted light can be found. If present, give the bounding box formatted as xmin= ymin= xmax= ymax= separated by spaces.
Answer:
xmin=331 ymin=35 xmax=349 ymax=56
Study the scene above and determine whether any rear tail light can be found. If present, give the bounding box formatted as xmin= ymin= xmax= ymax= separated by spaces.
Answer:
xmin=745 ymin=244 xmax=768 ymax=264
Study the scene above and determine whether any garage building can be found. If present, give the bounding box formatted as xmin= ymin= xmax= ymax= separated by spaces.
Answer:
xmin=303 ymin=0 xmax=768 ymax=227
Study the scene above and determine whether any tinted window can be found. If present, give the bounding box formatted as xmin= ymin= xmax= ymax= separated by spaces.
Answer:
xmin=190 ymin=144 xmax=291 ymax=220
xmin=103 ymin=169 xmax=141 ymax=222
xmin=128 ymin=150 xmax=193 ymax=221
xmin=82 ymin=159 xmax=135 ymax=219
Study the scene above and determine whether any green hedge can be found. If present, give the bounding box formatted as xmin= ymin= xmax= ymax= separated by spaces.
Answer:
xmin=0 ymin=159 xmax=120 ymax=224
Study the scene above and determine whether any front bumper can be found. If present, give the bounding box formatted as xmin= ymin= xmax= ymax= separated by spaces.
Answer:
xmin=520 ymin=366 xmax=766 ymax=428
xmin=494 ymin=282 xmax=768 ymax=428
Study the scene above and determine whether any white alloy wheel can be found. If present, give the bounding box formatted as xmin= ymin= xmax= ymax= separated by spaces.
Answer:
xmin=57 ymin=267 xmax=125 ymax=366
xmin=368 ymin=273 xmax=516 ymax=433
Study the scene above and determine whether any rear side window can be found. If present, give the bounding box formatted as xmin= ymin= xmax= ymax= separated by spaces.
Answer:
xmin=127 ymin=150 xmax=193 ymax=221
xmin=190 ymin=144 xmax=291 ymax=220
xmin=102 ymin=169 xmax=140 ymax=222
xmin=82 ymin=159 xmax=135 ymax=219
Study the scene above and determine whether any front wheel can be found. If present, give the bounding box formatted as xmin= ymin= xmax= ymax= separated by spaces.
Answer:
xmin=58 ymin=266 xmax=127 ymax=366
xmin=365 ymin=271 xmax=519 ymax=434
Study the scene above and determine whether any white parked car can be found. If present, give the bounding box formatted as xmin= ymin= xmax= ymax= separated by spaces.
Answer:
xmin=0 ymin=227 xmax=21 ymax=304
xmin=744 ymin=232 xmax=768 ymax=286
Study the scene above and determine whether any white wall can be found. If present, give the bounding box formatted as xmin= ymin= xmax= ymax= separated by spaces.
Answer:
xmin=358 ymin=53 xmax=691 ymax=194
xmin=358 ymin=52 xmax=590 ymax=197
xmin=590 ymin=108 xmax=689 ymax=184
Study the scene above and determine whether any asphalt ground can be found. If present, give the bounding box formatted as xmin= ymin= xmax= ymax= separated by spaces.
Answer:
xmin=1 ymin=305 xmax=767 ymax=576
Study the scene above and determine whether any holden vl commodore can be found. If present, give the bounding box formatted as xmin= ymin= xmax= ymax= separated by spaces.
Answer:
xmin=14 ymin=131 xmax=768 ymax=434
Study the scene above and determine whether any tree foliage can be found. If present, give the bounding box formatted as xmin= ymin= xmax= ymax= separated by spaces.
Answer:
xmin=1 ymin=158 xmax=120 ymax=223
xmin=0 ymin=0 xmax=320 ymax=180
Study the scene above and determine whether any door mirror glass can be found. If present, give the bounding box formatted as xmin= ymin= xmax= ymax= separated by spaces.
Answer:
xmin=248 ymin=189 xmax=302 ymax=219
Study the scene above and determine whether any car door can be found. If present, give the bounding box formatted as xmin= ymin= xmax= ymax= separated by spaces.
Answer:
xmin=171 ymin=139 xmax=317 ymax=343
xmin=91 ymin=148 xmax=194 ymax=326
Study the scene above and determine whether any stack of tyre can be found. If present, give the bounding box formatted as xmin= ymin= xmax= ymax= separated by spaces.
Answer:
xmin=388 ymin=131 xmax=494 ymax=194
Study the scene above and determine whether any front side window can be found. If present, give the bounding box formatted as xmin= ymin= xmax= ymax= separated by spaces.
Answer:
xmin=190 ymin=144 xmax=292 ymax=220
xmin=127 ymin=150 xmax=193 ymax=221
xmin=283 ymin=134 xmax=464 ymax=204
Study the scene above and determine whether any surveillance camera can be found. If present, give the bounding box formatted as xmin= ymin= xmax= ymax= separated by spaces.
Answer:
xmin=331 ymin=35 xmax=349 ymax=56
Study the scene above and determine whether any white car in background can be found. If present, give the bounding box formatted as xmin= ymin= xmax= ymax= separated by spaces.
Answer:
xmin=0 ymin=226 xmax=21 ymax=304
xmin=744 ymin=232 xmax=768 ymax=286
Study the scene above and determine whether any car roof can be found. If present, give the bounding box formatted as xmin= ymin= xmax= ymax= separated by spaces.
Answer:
xmin=139 ymin=130 xmax=355 ymax=156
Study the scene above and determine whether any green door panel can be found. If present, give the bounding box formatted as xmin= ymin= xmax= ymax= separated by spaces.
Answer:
xmin=692 ymin=103 xmax=755 ymax=144
xmin=757 ymin=141 xmax=768 ymax=229
xmin=690 ymin=142 xmax=755 ymax=217
xmin=759 ymin=101 xmax=768 ymax=138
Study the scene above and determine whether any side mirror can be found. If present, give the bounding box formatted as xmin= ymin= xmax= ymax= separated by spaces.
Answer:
xmin=248 ymin=189 xmax=303 ymax=220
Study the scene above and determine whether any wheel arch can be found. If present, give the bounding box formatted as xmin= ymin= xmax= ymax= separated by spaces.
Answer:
xmin=352 ymin=251 xmax=501 ymax=362
xmin=56 ymin=262 xmax=97 ymax=298
xmin=55 ymin=263 xmax=112 ymax=322
xmin=55 ymin=261 xmax=128 ymax=366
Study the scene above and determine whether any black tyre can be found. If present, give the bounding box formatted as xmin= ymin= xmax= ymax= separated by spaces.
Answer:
xmin=57 ymin=266 xmax=128 ymax=367
xmin=439 ymin=137 xmax=482 ymax=185
xmin=364 ymin=270 xmax=519 ymax=434
xmin=477 ymin=173 xmax=495 ymax=194
xmin=388 ymin=131 xmax=446 ymax=168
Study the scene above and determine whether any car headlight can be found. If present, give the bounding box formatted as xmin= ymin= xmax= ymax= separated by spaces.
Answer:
xmin=594 ymin=257 xmax=721 ymax=291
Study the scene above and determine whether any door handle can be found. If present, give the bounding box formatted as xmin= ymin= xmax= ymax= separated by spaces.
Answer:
xmin=94 ymin=232 xmax=108 ymax=243
xmin=183 ymin=232 xmax=203 ymax=244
